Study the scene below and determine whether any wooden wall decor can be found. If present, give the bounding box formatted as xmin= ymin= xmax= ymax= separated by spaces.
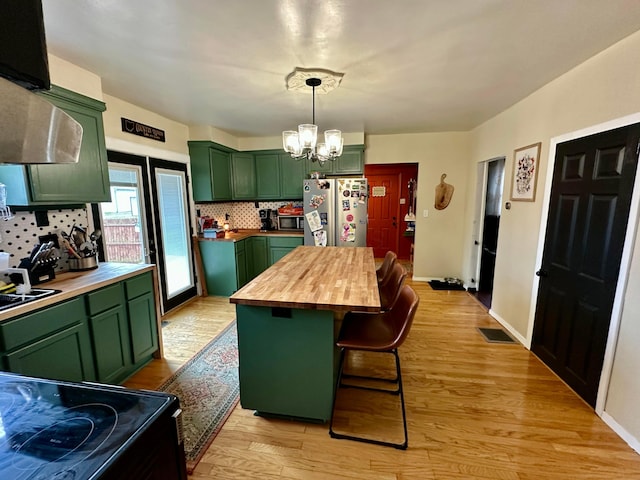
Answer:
xmin=434 ymin=173 xmax=454 ymax=210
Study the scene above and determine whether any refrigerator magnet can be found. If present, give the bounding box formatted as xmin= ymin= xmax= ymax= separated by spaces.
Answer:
xmin=346 ymin=214 xmax=354 ymax=222
xmin=343 ymin=189 xmax=350 ymax=197
xmin=342 ymin=199 xmax=351 ymax=211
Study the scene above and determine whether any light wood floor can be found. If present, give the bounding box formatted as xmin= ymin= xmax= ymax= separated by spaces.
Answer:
xmin=125 ymin=278 xmax=640 ymax=479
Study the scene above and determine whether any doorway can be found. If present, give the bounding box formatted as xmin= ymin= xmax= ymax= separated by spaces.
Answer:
xmin=93 ymin=151 xmax=196 ymax=314
xmin=477 ymin=158 xmax=505 ymax=308
xmin=364 ymin=164 xmax=418 ymax=260
xmin=531 ymin=123 xmax=640 ymax=407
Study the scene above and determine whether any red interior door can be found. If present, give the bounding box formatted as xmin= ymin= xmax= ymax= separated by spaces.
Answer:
xmin=365 ymin=164 xmax=418 ymax=259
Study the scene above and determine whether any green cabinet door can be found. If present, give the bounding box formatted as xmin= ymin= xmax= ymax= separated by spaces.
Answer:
xmin=334 ymin=148 xmax=364 ymax=175
xmin=255 ymin=154 xmax=281 ymax=199
xmin=231 ymin=153 xmax=256 ymax=199
xmin=188 ymin=142 xmax=232 ymax=201
xmin=280 ymin=154 xmax=305 ymax=199
xmin=127 ymin=293 xmax=158 ymax=364
xmin=235 ymin=239 xmax=248 ymax=289
xmin=303 ymin=145 xmax=364 ymax=177
xmin=249 ymin=236 xmax=269 ymax=279
xmin=210 ymin=148 xmax=232 ymax=200
xmin=4 ymin=323 xmax=95 ymax=382
xmin=268 ymin=237 xmax=303 ymax=266
xmin=199 ymin=240 xmax=238 ymax=296
xmin=89 ymin=305 xmax=131 ymax=384
xmin=0 ymin=85 xmax=110 ymax=206
xmin=124 ymin=272 xmax=158 ymax=365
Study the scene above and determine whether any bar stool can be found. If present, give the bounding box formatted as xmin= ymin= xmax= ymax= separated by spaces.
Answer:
xmin=329 ymin=285 xmax=420 ymax=449
xmin=379 ymin=263 xmax=407 ymax=312
xmin=376 ymin=251 xmax=397 ymax=284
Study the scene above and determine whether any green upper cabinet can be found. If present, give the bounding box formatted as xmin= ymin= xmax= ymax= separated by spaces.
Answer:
xmin=255 ymin=154 xmax=281 ymax=199
xmin=188 ymin=141 xmax=232 ymax=202
xmin=231 ymin=152 xmax=257 ymax=200
xmin=304 ymin=145 xmax=365 ymax=177
xmin=279 ymin=153 xmax=305 ymax=199
xmin=0 ymin=85 xmax=110 ymax=206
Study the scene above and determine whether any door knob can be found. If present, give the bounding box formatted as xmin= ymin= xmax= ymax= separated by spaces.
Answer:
xmin=536 ymin=269 xmax=548 ymax=277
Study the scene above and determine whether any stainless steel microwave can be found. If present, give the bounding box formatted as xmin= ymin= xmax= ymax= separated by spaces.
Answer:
xmin=277 ymin=215 xmax=304 ymax=231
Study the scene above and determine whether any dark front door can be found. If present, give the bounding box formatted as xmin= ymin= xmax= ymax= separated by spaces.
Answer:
xmin=477 ymin=158 xmax=505 ymax=308
xmin=532 ymin=124 xmax=640 ymax=407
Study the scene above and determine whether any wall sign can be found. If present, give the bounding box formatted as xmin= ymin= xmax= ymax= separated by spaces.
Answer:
xmin=121 ymin=117 xmax=166 ymax=142
xmin=371 ymin=186 xmax=386 ymax=197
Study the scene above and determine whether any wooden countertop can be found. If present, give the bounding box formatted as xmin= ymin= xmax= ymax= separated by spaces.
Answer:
xmin=199 ymin=229 xmax=303 ymax=242
xmin=0 ymin=263 xmax=155 ymax=322
xmin=229 ymin=246 xmax=380 ymax=312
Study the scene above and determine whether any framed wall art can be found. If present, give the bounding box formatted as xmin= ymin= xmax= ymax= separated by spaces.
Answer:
xmin=510 ymin=142 xmax=541 ymax=202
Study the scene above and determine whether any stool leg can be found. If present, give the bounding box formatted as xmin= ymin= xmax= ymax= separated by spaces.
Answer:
xmin=329 ymin=347 xmax=409 ymax=450
xmin=393 ymin=349 xmax=408 ymax=449
xmin=329 ymin=348 xmax=346 ymax=438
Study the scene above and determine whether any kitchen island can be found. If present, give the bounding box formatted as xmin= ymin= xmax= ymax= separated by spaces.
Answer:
xmin=229 ymin=246 xmax=380 ymax=421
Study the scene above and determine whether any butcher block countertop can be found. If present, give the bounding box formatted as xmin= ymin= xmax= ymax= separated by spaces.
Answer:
xmin=0 ymin=263 xmax=155 ymax=322
xmin=199 ymin=229 xmax=303 ymax=242
xmin=230 ymin=246 xmax=380 ymax=312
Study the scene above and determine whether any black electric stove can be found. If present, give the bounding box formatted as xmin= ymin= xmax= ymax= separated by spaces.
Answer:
xmin=0 ymin=372 xmax=187 ymax=480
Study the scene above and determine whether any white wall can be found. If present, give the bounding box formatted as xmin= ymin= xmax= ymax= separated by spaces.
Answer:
xmin=467 ymin=30 xmax=640 ymax=448
xmin=365 ymin=132 xmax=471 ymax=279
xmin=48 ymin=54 xmax=102 ymax=100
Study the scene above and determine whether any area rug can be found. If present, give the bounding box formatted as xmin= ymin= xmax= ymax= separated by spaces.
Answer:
xmin=157 ymin=321 xmax=239 ymax=473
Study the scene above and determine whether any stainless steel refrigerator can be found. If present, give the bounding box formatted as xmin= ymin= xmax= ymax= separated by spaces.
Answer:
xmin=303 ymin=178 xmax=368 ymax=247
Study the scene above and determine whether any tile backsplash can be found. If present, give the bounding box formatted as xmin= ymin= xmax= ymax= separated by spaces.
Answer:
xmin=196 ymin=200 xmax=301 ymax=229
xmin=0 ymin=208 xmax=89 ymax=271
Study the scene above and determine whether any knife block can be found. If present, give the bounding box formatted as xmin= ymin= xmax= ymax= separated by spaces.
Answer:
xmin=16 ymin=257 xmax=57 ymax=285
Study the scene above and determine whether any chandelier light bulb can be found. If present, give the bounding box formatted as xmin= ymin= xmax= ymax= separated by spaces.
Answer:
xmin=324 ymin=130 xmax=342 ymax=154
xmin=298 ymin=124 xmax=317 ymax=149
xmin=282 ymin=130 xmax=300 ymax=153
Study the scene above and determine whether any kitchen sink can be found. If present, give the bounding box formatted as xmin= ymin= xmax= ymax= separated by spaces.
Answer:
xmin=0 ymin=288 xmax=61 ymax=312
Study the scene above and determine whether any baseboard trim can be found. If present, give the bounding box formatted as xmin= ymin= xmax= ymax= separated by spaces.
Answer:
xmin=601 ymin=412 xmax=640 ymax=455
xmin=487 ymin=309 xmax=529 ymax=347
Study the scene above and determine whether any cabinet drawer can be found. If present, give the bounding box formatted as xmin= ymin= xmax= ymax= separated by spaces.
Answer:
xmin=86 ymin=283 xmax=124 ymax=316
xmin=269 ymin=237 xmax=303 ymax=248
xmin=0 ymin=298 xmax=85 ymax=351
xmin=124 ymin=272 xmax=153 ymax=300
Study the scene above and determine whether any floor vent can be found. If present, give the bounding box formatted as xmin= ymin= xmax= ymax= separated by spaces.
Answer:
xmin=477 ymin=327 xmax=516 ymax=344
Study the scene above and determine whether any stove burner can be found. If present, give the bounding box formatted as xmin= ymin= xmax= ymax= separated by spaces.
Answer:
xmin=9 ymin=403 xmax=117 ymax=473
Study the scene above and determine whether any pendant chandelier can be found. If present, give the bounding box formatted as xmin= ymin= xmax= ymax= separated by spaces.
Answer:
xmin=282 ymin=71 xmax=343 ymax=166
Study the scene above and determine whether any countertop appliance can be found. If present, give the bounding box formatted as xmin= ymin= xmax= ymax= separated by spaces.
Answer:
xmin=0 ymin=372 xmax=187 ymax=480
xmin=277 ymin=214 xmax=303 ymax=231
xmin=303 ymin=178 xmax=368 ymax=247
xmin=259 ymin=209 xmax=275 ymax=232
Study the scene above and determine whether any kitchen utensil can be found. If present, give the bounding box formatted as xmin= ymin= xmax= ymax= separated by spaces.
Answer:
xmin=89 ymin=229 xmax=102 ymax=242
xmin=60 ymin=237 xmax=82 ymax=259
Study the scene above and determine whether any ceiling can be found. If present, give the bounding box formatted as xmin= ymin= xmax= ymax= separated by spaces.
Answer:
xmin=42 ymin=0 xmax=640 ymax=138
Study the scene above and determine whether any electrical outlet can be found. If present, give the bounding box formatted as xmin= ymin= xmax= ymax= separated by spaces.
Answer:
xmin=423 ymin=209 xmax=429 ymax=218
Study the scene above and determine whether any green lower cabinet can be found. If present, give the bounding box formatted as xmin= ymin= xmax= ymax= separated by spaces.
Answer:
xmin=199 ymin=241 xmax=238 ymax=296
xmin=268 ymin=237 xmax=303 ymax=265
xmin=89 ymin=305 xmax=131 ymax=384
xmin=127 ymin=292 xmax=159 ymax=364
xmin=235 ymin=240 xmax=248 ymax=290
xmin=249 ymin=237 xmax=269 ymax=279
xmin=4 ymin=323 xmax=95 ymax=383
xmin=200 ymin=236 xmax=303 ymax=296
